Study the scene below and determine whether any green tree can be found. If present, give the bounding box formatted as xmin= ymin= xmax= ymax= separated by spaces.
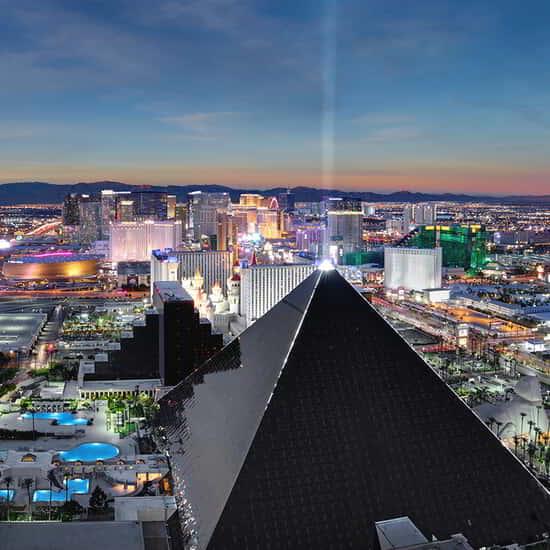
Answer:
xmin=2 ymin=476 xmax=12 ymax=521
xmin=22 ymin=478 xmax=33 ymax=519
xmin=89 ymin=486 xmax=107 ymax=511
xmin=19 ymin=398 xmax=32 ymax=411
xmin=60 ymin=499 xmax=84 ymax=521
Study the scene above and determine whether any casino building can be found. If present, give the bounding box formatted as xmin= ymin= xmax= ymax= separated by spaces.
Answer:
xmin=2 ymin=252 xmax=101 ymax=281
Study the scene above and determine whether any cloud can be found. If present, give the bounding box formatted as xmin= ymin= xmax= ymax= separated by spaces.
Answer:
xmin=353 ymin=113 xmax=416 ymax=126
xmin=0 ymin=122 xmax=62 ymax=141
xmin=129 ymin=0 xmax=322 ymax=86
xmin=338 ymin=3 xmax=494 ymax=76
xmin=156 ymin=0 xmax=242 ymax=32
xmin=158 ymin=111 xmax=240 ymax=139
xmin=0 ymin=4 xmax=164 ymax=91
xmin=0 ymin=0 xmax=324 ymax=106
xmin=350 ymin=112 xmax=422 ymax=143
xmin=362 ymin=126 xmax=423 ymax=143
xmin=0 ymin=126 xmax=37 ymax=140
xmin=468 ymin=100 xmax=550 ymax=131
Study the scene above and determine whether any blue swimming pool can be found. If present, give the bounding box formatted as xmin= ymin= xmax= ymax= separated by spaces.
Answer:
xmin=57 ymin=442 xmax=119 ymax=462
xmin=21 ymin=411 xmax=89 ymax=426
xmin=0 ymin=489 xmax=14 ymax=501
xmin=33 ymin=478 xmax=89 ymax=502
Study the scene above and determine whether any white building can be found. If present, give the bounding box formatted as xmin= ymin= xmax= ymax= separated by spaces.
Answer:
xmin=384 ymin=247 xmax=442 ymax=291
xmin=403 ymin=203 xmax=437 ymax=228
xmin=150 ymin=250 xmax=179 ymax=293
xmin=110 ymin=220 xmax=182 ymax=263
xmin=150 ymin=248 xmax=232 ymax=295
xmin=422 ymin=288 xmax=450 ymax=303
xmin=386 ymin=218 xmax=408 ymax=235
xmin=240 ymin=263 xmax=316 ymax=326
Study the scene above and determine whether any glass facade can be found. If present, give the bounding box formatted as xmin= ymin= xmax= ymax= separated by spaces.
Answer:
xmin=403 ymin=224 xmax=489 ymax=272
xmin=131 ymin=190 xmax=168 ymax=220
xmin=155 ymin=271 xmax=320 ymax=548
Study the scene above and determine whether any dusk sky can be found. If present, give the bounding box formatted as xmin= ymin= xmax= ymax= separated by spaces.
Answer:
xmin=1 ymin=0 xmax=550 ymax=194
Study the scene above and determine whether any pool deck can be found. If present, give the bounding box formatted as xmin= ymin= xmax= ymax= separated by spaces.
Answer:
xmin=0 ymin=402 xmax=138 ymax=456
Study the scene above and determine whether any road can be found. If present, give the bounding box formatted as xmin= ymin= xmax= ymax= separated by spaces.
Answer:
xmin=0 ymin=288 xmax=148 ymax=299
xmin=23 ymin=219 xmax=62 ymax=237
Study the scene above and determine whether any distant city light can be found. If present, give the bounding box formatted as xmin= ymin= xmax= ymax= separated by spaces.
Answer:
xmin=318 ymin=259 xmax=335 ymax=271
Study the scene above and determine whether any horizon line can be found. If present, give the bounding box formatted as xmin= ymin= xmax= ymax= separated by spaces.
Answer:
xmin=0 ymin=180 xmax=548 ymax=199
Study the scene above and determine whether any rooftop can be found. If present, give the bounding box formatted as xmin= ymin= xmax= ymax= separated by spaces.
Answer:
xmin=0 ymin=313 xmax=47 ymax=352
xmin=152 ymin=248 xmax=230 ymax=260
xmin=79 ymin=378 xmax=162 ymax=391
xmin=6 ymin=253 xmax=101 ymax=264
xmin=152 ymin=281 xmax=192 ymax=302
xmin=0 ymin=521 xmax=145 ymax=550
xmin=117 ymin=261 xmax=150 ymax=275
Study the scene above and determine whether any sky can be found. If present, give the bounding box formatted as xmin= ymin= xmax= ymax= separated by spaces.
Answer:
xmin=1 ymin=0 xmax=550 ymax=195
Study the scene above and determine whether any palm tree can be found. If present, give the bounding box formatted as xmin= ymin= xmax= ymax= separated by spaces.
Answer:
xmin=542 ymin=435 xmax=549 ymax=464
xmin=513 ymin=435 xmax=520 ymax=455
xmin=22 ymin=479 xmax=33 ymax=520
xmin=527 ymin=442 xmax=537 ymax=468
xmin=528 ymin=420 xmax=535 ymax=443
xmin=519 ymin=412 xmax=527 ymax=438
xmin=495 ymin=421 xmax=503 ymax=439
xmin=3 ymin=476 xmax=12 ymax=521
xmin=545 ymin=447 xmax=550 ymax=478
xmin=534 ymin=427 xmax=542 ymax=458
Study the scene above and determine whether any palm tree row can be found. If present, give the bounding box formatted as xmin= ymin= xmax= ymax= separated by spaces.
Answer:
xmin=513 ymin=413 xmax=550 ymax=477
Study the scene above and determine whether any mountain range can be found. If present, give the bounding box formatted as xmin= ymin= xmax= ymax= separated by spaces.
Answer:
xmin=0 ymin=181 xmax=548 ymax=206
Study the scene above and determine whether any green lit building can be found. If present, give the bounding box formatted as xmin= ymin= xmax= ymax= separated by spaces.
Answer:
xmin=342 ymin=249 xmax=384 ymax=266
xmin=402 ymin=224 xmax=489 ymax=272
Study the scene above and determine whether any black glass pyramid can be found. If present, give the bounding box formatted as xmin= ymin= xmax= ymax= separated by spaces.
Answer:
xmin=157 ymin=270 xmax=550 ymax=549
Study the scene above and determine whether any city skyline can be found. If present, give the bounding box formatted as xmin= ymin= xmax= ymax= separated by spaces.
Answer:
xmin=1 ymin=0 xmax=550 ymax=194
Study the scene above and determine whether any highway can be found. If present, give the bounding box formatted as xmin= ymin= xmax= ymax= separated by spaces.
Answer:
xmin=0 ymin=288 xmax=148 ymax=299
xmin=23 ymin=219 xmax=62 ymax=237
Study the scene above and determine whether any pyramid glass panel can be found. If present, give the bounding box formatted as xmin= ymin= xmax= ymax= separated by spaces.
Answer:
xmin=155 ymin=271 xmax=321 ymax=547
xmin=158 ymin=270 xmax=550 ymax=549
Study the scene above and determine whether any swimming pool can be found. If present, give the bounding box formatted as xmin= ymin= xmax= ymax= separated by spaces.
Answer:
xmin=57 ymin=442 xmax=119 ymax=462
xmin=0 ymin=489 xmax=14 ymax=501
xmin=33 ymin=478 xmax=89 ymax=502
xmin=21 ymin=412 xmax=89 ymax=426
